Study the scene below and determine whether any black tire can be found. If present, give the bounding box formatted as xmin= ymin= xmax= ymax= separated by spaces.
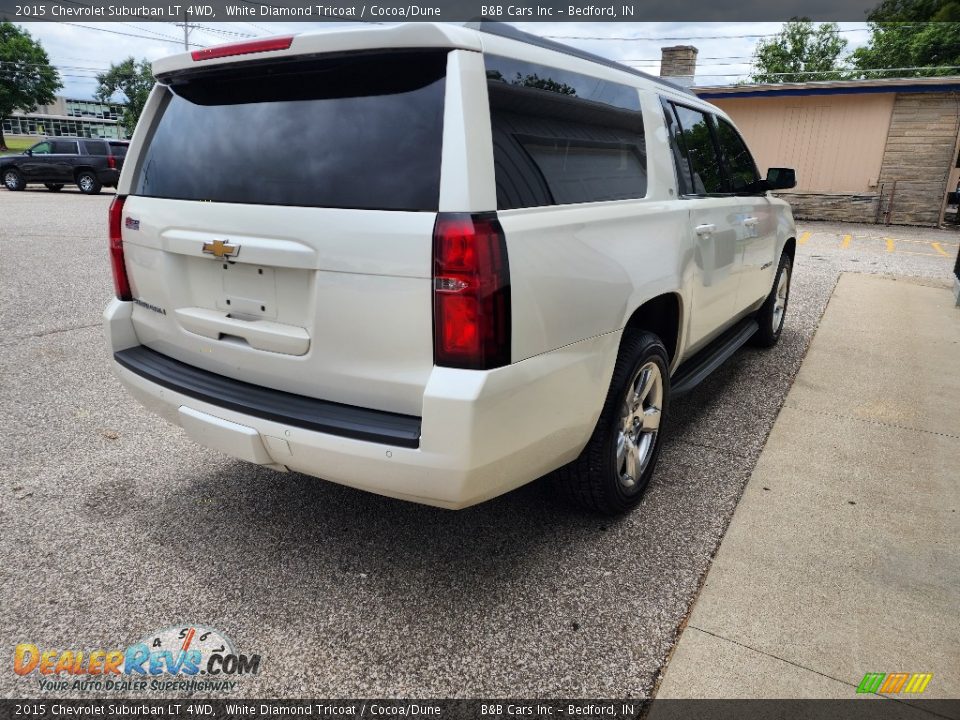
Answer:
xmin=45 ymin=183 xmax=64 ymax=192
xmin=554 ymin=329 xmax=671 ymax=515
xmin=3 ymin=168 xmax=25 ymax=191
xmin=76 ymin=171 xmax=102 ymax=195
xmin=751 ymin=253 xmax=793 ymax=348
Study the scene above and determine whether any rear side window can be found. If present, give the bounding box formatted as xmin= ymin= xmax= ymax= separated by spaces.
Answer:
xmin=486 ymin=55 xmax=646 ymax=210
xmin=109 ymin=143 xmax=128 ymax=157
xmin=671 ymin=104 xmax=723 ymax=195
xmin=51 ymin=140 xmax=78 ymax=155
xmin=660 ymin=99 xmax=695 ymax=195
xmin=83 ymin=141 xmax=108 ymax=156
xmin=134 ymin=51 xmax=447 ymax=210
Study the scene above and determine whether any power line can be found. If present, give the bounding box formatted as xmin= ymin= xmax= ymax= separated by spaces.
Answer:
xmin=56 ymin=0 xmax=187 ymax=42
xmin=694 ymin=65 xmax=960 ymax=79
xmin=191 ymin=23 xmax=257 ymax=38
xmin=626 ymin=60 xmax=756 ymax=68
xmin=5 ymin=57 xmax=956 ymax=83
xmin=117 ymin=22 xmax=183 ymax=42
xmin=242 ymin=21 xmax=275 ymax=35
xmin=625 ymin=55 xmax=758 ymax=62
xmin=60 ymin=22 xmax=206 ymax=48
xmin=543 ymin=27 xmax=873 ymax=41
xmin=0 ymin=59 xmax=111 ymax=72
xmin=4 ymin=53 xmax=956 ymax=81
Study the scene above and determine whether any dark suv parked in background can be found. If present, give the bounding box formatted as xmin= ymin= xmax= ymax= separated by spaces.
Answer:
xmin=1 ymin=137 xmax=129 ymax=195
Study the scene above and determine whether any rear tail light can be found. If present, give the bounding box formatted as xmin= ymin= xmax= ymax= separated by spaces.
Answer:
xmin=433 ymin=213 xmax=511 ymax=370
xmin=109 ymin=196 xmax=132 ymax=301
xmin=107 ymin=155 xmax=116 ymax=170
xmin=191 ymin=37 xmax=294 ymax=62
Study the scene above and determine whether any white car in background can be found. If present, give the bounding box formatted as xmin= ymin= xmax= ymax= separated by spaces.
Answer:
xmin=104 ymin=22 xmax=797 ymax=514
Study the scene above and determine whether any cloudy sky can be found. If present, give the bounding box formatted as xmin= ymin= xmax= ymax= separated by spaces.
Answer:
xmin=18 ymin=21 xmax=874 ymax=100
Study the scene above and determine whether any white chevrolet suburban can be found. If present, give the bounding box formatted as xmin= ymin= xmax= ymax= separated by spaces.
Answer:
xmin=104 ymin=22 xmax=798 ymax=514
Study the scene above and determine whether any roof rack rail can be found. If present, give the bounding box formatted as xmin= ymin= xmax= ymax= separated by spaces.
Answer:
xmin=464 ymin=20 xmax=696 ymax=96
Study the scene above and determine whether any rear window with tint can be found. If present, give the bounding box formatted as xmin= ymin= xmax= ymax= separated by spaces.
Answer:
xmin=84 ymin=141 xmax=108 ymax=156
xmin=134 ymin=51 xmax=447 ymax=211
xmin=109 ymin=143 xmax=128 ymax=157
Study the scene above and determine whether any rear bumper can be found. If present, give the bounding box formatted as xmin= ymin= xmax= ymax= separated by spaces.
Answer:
xmin=104 ymin=299 xmax=618 ymax=508
xmin=114 ymin=345 xmax=422 ymax=448
xmin=99 ymin=169 xmax=120 ymax=186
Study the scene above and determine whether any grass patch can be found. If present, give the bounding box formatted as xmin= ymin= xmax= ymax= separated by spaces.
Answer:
xmin=1 ymin=137 xmax=34 ymax=155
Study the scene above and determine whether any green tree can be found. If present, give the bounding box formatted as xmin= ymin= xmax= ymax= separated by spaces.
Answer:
xmin=96 ymin=58 xmax=154 ymax=138
xmin=751 ymin=19 xmax=848 ymax=83
xmin=511 ymin=72 xmax=577 ymax=95
xmin=0 ymin=22 xmax=62 ymax=151
xmin=852 ymin=0 xmax=960 ymax=78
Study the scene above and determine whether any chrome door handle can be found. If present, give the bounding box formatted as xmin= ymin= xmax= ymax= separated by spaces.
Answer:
xmin=695 ymin=223 xmax=716 ymax=236
xmin=743 ymin=217 xmax=759 ymax=227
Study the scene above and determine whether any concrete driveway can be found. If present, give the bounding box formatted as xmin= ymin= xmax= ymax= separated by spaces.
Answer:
xmin=657 ymin=273 xmax=960 ymax=703
xmin=1 ymin=188 xmax=956 ymax=698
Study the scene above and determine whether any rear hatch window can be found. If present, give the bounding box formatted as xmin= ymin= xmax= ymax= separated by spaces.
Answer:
xmin=134 ymin=51 xmax=447 ymax=211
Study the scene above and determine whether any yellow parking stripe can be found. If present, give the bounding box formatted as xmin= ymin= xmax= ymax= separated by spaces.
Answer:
xmin=798 ymin=230 xmax=955 ymax=258
xmin=880 ymin=236 xmax=960 ymax=248
xmin=897 ymin=249 xmax=954 ymax=259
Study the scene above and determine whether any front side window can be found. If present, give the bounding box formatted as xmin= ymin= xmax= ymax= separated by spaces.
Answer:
xmin=30 ymin=142 xmax=51 ymax=155
xmin=671 ymin=104 xmax=723 ymax=195
xmin=135 ymin=51 xmax=447 ymax=210
xmin=486 ymin=55 xmax=646 ymax=210
xmin=715 ymin=118 xmax=761 ymax=193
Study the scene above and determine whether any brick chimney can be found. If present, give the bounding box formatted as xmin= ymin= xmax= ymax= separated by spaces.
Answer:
xmin=660 ymin=45 xmax=698 ymax=86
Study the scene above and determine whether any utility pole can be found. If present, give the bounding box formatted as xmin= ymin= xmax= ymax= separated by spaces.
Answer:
xmin=179 ymin=7 xmax=192 ymax=50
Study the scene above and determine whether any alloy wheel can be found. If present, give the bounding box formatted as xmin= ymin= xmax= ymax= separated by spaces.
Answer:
xmin=616 ymin=361 xmax=663 ymax=491
xmin=773 ymin=265 xmax=790 ymax=332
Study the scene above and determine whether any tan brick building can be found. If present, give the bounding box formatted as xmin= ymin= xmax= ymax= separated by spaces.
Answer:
xmin=690 ymin=77 xmax=960 ymax=227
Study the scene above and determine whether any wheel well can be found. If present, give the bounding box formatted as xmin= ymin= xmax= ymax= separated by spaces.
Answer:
xmin=624 ymin=293 xmax=681 ymax=363
xmin=74 ymin=167 xmax=96 ymax=179
xmin=783 ymin=237 xmax=796 ymax=263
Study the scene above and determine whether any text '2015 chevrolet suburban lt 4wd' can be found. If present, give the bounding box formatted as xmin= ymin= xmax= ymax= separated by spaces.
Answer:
xmin=104 ymin=23 xmax=798 ymax=514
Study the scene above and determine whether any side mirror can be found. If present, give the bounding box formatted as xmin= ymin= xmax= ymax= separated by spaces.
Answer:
xmin=24 ymin=149 xmax=32 ymax=156
xmin=765 ymin=167 xmax=796 ymax=190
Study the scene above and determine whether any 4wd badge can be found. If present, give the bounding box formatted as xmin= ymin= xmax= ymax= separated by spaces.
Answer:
xmin=202 ymin=240 xmax=240 ymax=259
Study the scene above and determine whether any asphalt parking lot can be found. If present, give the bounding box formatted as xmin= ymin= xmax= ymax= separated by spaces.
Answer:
xmin=1 ymin=188 xmax=957 ymax=699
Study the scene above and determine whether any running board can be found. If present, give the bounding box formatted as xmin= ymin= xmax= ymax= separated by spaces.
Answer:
xmin=671 ymin=318 xmax=759 ymax=397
